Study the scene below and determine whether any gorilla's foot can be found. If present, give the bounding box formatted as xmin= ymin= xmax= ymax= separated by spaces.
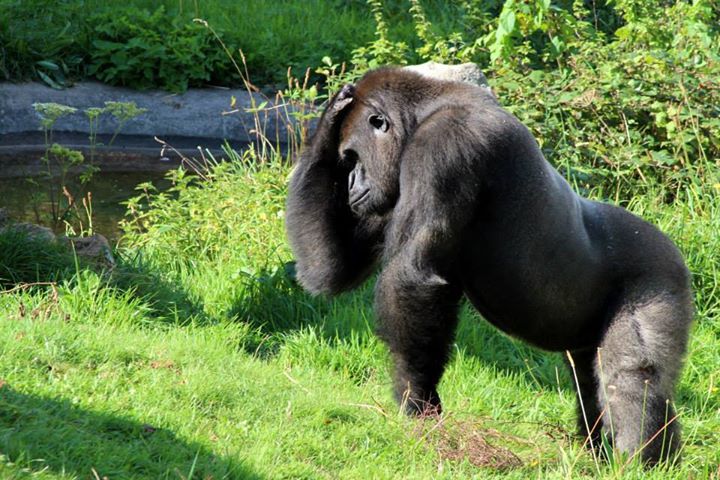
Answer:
xmin=396 ymin=386 xmax=442 ymax=416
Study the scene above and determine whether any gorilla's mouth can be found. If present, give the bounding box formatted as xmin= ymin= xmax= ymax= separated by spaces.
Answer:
xmin=349 ymin=189 xmax=370 ymax=210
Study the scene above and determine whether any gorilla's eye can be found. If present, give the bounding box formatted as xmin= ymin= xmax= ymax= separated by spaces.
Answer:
xmin=368 ymin=114 xmax=389 ymax=132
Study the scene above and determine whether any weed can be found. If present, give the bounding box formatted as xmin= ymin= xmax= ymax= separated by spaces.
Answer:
xmin=29 ymin=101 xmax=146 ymax=236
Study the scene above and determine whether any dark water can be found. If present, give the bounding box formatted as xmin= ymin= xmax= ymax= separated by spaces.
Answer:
xmin=0 ymin=171 xmax=172 ymax=242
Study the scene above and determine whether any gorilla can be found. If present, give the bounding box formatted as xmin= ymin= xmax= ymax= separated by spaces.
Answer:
xmin=285 ymin=68 xmax=692 ymax=465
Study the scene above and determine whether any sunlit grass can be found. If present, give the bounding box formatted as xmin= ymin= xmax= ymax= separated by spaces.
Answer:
xmin=0 ymin=147 xmax=718 ymax=478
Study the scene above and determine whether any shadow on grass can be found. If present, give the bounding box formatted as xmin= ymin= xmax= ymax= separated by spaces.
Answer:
xmin=0 ymin=229 xmax=207 ymax=325
xmin=231 ymin=265 xmax=337 ymax=327
xmin=0 ymin=229 xmax=78 ymax=289
xmin=455 ymin=310 xmax=569 ymax=391
xmin=230 ymin=263 xmax=567 ymax=390
xmin=0 ymin=225 xmax=566 ymax=392
xmin=0 ymin=224 xmax=563 ymax=390
xmin=108 ymin=251 xmax=207 ymax=323
xmin=0 ymin=386 xmax=260 ymax=479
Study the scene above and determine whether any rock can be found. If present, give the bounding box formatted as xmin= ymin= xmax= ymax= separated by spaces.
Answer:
xmin=403 ymin=61 xmax=492 ymax=92
xmin=0 ymin=220 xmax=115 ymax=269
xmin=0 ymin=81 xmax=295 ymax=146
xmin=2 ymin=222 xmax=56 ymax=243
xmin=64 ymin=234 xmax=115 ymax=268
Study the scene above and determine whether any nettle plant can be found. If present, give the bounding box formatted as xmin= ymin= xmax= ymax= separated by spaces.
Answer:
xmin=88 ymin=6 xmax=233 ymax=92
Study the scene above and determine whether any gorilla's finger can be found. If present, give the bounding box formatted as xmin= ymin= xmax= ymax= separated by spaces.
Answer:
xmin=331 ymin=84 xmax=355 ymax=113
xmin=337 ymin=83 xmax=355 ymax=101
xmin=333 ymin=97 xmax=353 ymax=112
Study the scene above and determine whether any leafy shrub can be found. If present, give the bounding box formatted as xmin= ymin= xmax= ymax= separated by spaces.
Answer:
xmin=0 ymin=0 xmax=90 ymax=86
xmin=488 ymin=0 xmax=720 ymax=197
xmin=347 ymin=0 xmax=720 ymax=197
xmin=87 ymin=6 xmax=235 ymax=92
xmin=119 ymin=149 xmax=292 ymax=320
xmin=121 ymin=151 xmax=289 ymax=274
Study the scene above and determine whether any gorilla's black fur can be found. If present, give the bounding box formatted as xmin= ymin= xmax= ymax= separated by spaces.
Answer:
xmin=285 ymin=68 xmax=692 ymax=464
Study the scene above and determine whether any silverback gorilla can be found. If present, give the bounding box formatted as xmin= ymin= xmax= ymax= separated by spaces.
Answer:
xmin=285 ymin=68 xmax=692 ymax=464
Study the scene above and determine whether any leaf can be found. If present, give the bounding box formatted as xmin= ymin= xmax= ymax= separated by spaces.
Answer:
xmin=37 ymin=70 xmax=63 ymax=90
xmin=36 ymin=60 xmax=59 ymax=71
xmin=528 ymin=70 xmax=545 ymax=83
xmin=92 ymin=39 xmax=124 ymax=50
xmin=500 ymin=11 xmax=516 ymax=34
xmin=558 ymin=92 xmax=575 ymax=104
xmin=650 ymin=150 xmax=676 ymax=166
xmin=615 ymin=25 xmax=632 ymax=41
xmin=245 ymin=101 xmax=268 ymax=113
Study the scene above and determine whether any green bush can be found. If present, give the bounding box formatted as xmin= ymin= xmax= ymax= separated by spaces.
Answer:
xmin=346 ymin=0 xmax=720 ymax=196
xmin=87 ymin=6 xmax=235 ymax=92
xmin=490 ymin=1 xmax=720 ymax=197
xmin=0 ymin=0 xmax=379 ymax=88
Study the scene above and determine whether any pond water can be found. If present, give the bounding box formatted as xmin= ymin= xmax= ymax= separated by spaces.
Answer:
xmin=0 ymin=171 xmax=172 ymax=242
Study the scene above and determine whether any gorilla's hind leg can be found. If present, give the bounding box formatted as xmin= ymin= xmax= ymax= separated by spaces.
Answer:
xmin=595 ymin=290 xmax=692 ymax=465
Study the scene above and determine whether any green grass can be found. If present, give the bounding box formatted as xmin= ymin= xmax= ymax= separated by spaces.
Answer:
xmin=0 ymin=149 xmax=718 ymax=479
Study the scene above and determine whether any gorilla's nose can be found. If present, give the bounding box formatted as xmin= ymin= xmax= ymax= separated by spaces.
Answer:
xmin=341 ymin=148 xmax=357 ymax=163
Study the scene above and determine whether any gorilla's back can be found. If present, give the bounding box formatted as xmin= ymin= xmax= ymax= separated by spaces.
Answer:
xmin=457 ymin=111 xmax=684 ymax=351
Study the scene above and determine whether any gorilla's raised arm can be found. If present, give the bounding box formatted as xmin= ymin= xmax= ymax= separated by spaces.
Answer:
xmin=286 ymin=85 xmax=385 ymax=295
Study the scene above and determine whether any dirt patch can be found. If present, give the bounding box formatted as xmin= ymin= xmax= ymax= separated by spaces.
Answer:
xmin=414 ymin=415 xmax=524 ymax=470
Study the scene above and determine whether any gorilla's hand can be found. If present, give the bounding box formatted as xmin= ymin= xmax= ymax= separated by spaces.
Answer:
xmin=323 ymin=83 xmax=355 ymax=134
xmin=328 ymin=84 xmax=355 ymax=118
xmin=306 ymin=83 xmax=356 ymax=168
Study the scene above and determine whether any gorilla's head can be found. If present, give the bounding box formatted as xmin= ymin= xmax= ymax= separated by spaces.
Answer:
xmin=337 ymin=74 xmax=412 ymax=217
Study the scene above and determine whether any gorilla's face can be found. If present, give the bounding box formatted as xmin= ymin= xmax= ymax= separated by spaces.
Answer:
xmin=339 ymin=100 xmax=403 ymax=216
